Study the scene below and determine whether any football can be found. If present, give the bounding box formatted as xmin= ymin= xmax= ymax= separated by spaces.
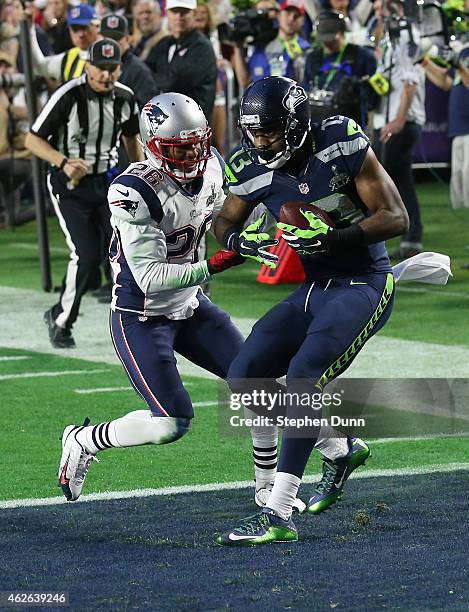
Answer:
xmin=279 ymin=201 xmax=334 ymax=229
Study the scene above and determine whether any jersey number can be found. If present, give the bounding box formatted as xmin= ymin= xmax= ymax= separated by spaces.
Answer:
xmin=165 ymin=215 xmax=212 ymax=262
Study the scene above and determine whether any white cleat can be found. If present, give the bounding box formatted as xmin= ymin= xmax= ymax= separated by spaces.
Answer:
xmin=57 ymin=418 xmax=98 ymax=501
xmin=255 ymin=484 xmax=307 ymax=514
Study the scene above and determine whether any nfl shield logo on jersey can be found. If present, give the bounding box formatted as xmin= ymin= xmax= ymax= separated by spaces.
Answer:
xmin=299 ymin=183 xmax=309 ymax=195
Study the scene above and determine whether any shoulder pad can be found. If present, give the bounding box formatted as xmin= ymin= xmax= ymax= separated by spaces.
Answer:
xmin=224 ymin=146 xmax=273 ymax=202
xmin=109 ymin=171 xmax=163 ymax=223
xmin=313 ymin=116 xmax=369 ymax=166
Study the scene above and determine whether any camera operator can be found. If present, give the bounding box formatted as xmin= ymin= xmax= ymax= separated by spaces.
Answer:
xmin=232 ymin=0 xmax=310 ymax=89
xmin=372 ymin=0 xmax=425 ymax=260
xmin=304 ymin=10 xmax=377 ymax=125
xmin=0 ymin=51 xmax=31 ymax=222
xmin=423 ymin=47 xmax=469 ymax=209
xmin=25 ymin=39 xmax=142 ymax=349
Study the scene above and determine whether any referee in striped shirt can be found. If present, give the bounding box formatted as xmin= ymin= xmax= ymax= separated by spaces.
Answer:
xmin=25 ymin=38 xmax=143 ymax=349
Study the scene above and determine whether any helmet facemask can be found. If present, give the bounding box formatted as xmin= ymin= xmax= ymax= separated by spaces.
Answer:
xmin=146 ymin=127 xmax=212 ymax=182
xmin=240 ymin=113 xmax=308 ymax=170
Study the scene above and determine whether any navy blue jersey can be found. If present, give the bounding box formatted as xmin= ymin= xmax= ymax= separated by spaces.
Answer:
xmin=225 ymin=115 xmax=391 ymax=280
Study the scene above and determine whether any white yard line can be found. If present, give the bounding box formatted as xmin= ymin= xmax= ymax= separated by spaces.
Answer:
xmin=1 ymin=462 xmax=468 ymax=510
xmin=0 ymin=356 xmax=31 ymax=362
xmin=0 ymin=369 xmax=109 ymax=381
xmin=0 ymin=286 xmax=469 ymax=378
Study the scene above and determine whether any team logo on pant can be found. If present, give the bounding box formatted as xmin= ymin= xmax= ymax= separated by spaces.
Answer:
xmin=299 ymin=182 xmax=309 ymax=194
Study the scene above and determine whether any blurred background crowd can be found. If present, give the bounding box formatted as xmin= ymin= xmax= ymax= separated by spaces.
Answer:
xmin=0 ymin=0 xmax=468 ymax=260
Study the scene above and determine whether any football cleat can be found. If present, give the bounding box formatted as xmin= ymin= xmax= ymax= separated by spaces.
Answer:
xmin=307 ymin=437 xmax=370 ymax=514
xmin=57 ymin=418 xmax=98 ymax=501
xmin=44 ymin=309 xmax=76 ymax=349
xmin=255 ymin=484 xmax=307 ymax=514
xmin=216 ymin=508 xmax=298 ymax=546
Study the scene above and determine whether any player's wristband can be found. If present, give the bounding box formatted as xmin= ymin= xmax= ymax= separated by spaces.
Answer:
xmin=59 ymin=157 xmax=68 ymax=171
xmin=222 ymin=228 xmax=240 ymax=252
xmin=328 ymin=225 xmax=366 ymax=252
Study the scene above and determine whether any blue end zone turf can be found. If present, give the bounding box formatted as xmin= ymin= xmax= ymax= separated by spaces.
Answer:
xmin=0 ymin=472 xmax=467 ymax=610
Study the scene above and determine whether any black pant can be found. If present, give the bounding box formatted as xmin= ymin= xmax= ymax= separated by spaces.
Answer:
xmin=47 ymin=170 xmax=113 ymax=330
xmin=374 ymin=122 xmax=423 ymax=247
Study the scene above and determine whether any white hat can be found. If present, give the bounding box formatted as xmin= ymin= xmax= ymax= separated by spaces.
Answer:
xmin=166 ymin=0 xmax=197 ymax=9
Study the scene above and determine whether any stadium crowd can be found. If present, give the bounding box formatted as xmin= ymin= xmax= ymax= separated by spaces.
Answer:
xmin=0 ymin=0 xmax=468 ymax=244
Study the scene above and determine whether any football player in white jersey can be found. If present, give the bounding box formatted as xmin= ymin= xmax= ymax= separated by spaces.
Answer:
xmin=56 ymin=93 xmax=251 ymax=501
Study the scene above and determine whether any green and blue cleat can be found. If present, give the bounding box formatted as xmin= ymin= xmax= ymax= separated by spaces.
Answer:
xmin=307 ymin=437 xmax=371 ymax=514
xmin=216 ymin=508 xmax=298 ymax=546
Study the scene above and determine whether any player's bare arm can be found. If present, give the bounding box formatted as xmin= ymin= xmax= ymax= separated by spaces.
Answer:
xmin=213 ymin=192 xmax=255 ymax=243
xmin=355 ymin=148 xmax=410 ymax=242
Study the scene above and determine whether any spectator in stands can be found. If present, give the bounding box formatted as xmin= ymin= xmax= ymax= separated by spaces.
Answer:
xmin=28 ymin=3 xmax=99 ymax=82
xmin=304 ymin=11 xmax=376 ymax=126
xmin=42 ymin=0 xmax=72 ymax=54
xmin=232 ymin=0 xmax=310 ymax=89
xmin=100 ymin=13 xmax=158 ymax=109
xmin=0 ymin=50 xmax=31 ymax=224
xmin=372 ymin=0 xmax=425 ymax=260
xmin=194 ymin=0 xmax=227 ymax=154
xmin=132 ymin=0 xmax=168 ymax=60
xmin=423 ymin=48 xmax=469 ymax=210
xmin=145 ymin=0 xmax=217 ymax=122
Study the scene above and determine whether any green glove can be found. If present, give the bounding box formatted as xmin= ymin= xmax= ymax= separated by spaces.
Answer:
xmin=277 ymin=209 xmax=330 ymax=256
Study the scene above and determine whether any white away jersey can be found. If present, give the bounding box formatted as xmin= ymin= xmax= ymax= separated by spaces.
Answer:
xmin=107 ymin=151 xmax=224 ymax=318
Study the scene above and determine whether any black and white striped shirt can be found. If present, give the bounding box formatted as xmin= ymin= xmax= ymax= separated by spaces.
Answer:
xmin=31 ymin=74 xmax=139 ymax=175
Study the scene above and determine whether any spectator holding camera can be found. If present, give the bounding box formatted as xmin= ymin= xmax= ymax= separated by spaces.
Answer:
xmin=423 ymin=47 xmax=469 ymax=209
xmin=232 ymin=0 xmax=310 ymax=89
xmin=372 ymin=0 xmax=425 ymax=260
xmin=304 ymin=10 xmax=376 ymax=125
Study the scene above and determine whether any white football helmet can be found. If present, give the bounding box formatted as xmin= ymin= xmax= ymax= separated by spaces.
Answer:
xmin=139 ymin=93 xmax=212 ymax=182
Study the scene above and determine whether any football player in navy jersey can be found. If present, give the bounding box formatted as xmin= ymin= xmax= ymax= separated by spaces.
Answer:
xmin=215 ymin=76 xmax=409 ymax=546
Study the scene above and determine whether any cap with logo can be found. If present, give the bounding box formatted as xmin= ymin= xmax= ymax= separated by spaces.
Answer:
xmin=88 ymin=38 xmax=121 ymax=67
xmin=166 ymin=0 xmax=197 ymax=10
xmin=67 ymin=4 xmax=97 ymax=26
xmin=316 ymin=11 xmax=346 ymax=42
xmin=280 ymin=0 xmax=305 ymax=14
xmin=100 ymin=13 xmax=129 ymax=40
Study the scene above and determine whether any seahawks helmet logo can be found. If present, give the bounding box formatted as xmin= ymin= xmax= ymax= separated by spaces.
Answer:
xmin=282 ymin=85 xmax=307 ymax=112
xmin=142 ymin=103 xmax=169 ymax=136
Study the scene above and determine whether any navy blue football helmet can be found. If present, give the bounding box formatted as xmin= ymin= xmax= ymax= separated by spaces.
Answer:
xmin=239 ymin=76 xmax=311 ymax=169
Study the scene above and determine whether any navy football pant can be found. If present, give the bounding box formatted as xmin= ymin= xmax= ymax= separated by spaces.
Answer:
xmin=228 ymin=273 xmax=395 ymax=478
xmin=110 ymin=293 xmax=244 ymax=418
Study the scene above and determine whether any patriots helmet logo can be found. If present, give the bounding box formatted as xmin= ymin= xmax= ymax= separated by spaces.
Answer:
xmin=282 ymin=84 xmax=307 ymax=112
xmin=142 ymin=103 xmax=169 ymax=136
